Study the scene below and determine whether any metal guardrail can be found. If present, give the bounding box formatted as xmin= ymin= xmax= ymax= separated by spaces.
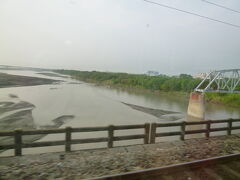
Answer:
xmin=150 ymin=119 xmax=240 ymax=143
xmin=0 ymin=124 xmax=150 ymax=156
xmin=0 ymin=119 xmax=240 ymax=156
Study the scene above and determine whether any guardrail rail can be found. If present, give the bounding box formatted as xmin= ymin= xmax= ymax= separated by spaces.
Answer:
xmin=0 ymin=123 xmax=150 ymax=156
xmin=0 ymin=119 xmax=240 ymax=156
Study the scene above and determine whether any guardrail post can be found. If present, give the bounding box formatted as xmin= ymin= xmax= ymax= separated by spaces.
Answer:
xmin=206 ymin=120 xmax=211 ymax=138
xmin=150 ymin=123 xmax=157 ymax=144
xmin=108 ymin=125 xmax=114 ymax=148
xmin=65 ymin=127 xmax=72 ymax=152
xmin=14 ymin=129 xmax=22 ymax=156
xmin=144 ymin=123 xmax=150 ymax=144
xmin=180 ymin=122 xmax=186 ymax=141
xmin=227 ymin=119 xmax=233 ymax=135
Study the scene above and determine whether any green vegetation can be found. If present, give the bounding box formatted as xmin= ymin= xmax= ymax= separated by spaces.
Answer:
xmin=206 ymin=93 xmax=240 ymax=107
xmin=55 ymin=70 xmax=201 ymax=92
xmin=55 ymin=70 xmax=240 ymax=107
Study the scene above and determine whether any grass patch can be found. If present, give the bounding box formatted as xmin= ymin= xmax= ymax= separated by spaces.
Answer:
xmin=206 ymin=93 xmax=240 ymax=107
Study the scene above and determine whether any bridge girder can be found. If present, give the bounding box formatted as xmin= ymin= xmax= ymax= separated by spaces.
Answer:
xmin=195 ymin=69 xmax=240 ymax=93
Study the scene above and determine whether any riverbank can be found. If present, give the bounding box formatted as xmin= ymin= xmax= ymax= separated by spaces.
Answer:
xmin=94 ymin=83 xmax=240 ymax=108
xmin=0 ymin=94 xmax=75 ymax=147
xmin=0 ymin=72 xmax=60 ymax=88
xmin=36 ymin=72 xmax=69 ymax=78
xmin=0 ymin=134 xmax=239 ymax=179
xmin=94 ymin=82 xmax=240 ymax=107
xmin=55 ymin=70 xmax=240 ymax=107
xmin=205 ymin=92 xmax=240 ymax=107
xmin=0 ymin=72 xmax=73 ymax=147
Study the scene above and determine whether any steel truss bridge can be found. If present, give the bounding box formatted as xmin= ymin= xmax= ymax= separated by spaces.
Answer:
xmin=195 ymin=69 xmax=240 ymax=93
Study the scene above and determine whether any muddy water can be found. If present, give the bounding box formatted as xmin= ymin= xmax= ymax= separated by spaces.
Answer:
xmin=0 ymin=70 xmax=239 ymax=156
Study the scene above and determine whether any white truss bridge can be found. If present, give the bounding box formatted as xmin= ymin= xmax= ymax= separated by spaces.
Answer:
xmin=195 ymin=69 xmax=240 ymax=93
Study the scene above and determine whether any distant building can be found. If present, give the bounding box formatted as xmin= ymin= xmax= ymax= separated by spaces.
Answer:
xmin=146 ymin=71 xmax=159 ymax=76
xmin=193 ymin=72 xmax=208 ymax=79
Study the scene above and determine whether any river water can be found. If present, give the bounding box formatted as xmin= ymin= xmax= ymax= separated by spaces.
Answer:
xmin=0 ymin=70 xmax=239 ymax=156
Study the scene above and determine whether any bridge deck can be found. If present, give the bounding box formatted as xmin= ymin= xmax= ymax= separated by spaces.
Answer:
xmin=0 ymin=134 xmax=240 ymax=179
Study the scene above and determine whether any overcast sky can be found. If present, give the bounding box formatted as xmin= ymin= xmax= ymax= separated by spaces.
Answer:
xmin=0 ymin=0 xmax=240 ymax=75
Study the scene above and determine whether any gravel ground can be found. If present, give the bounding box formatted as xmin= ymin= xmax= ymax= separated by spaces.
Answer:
xmin=0 ymin=134 xmax=240 ymax=180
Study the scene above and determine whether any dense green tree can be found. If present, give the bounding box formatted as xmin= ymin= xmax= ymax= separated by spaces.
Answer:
xmin=55 ymin=70 xmax=204 ymax=92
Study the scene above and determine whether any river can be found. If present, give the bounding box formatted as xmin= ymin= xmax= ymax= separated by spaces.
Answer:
xmin=0 ymin=70 xmax=239 ymax=156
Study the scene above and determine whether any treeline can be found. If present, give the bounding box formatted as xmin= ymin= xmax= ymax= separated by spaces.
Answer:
xmin=55 ymin=70 xmax=201 ymax=92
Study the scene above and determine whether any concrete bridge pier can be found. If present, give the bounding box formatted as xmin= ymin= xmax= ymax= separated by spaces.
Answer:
xmin=187 ymin=92 xmax=205 ymax=120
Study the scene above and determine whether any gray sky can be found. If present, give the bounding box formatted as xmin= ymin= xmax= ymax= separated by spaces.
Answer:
xmin=0 ymin=0 xmax=240 ymax=75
